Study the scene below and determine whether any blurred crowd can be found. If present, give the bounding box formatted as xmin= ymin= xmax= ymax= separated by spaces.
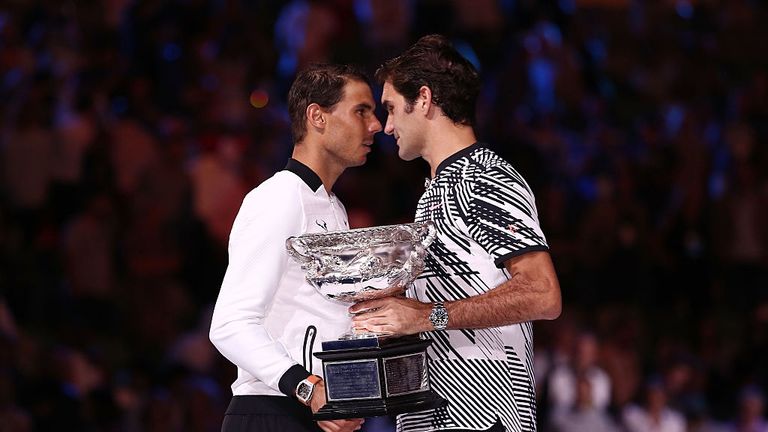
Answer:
xmin=1 ymin=0 xmax=767 ymax=431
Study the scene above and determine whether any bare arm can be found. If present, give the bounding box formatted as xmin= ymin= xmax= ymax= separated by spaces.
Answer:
xmin=349 ymin=251 xmax=561 ymax=335
xmin=447 ymin=250 xmax=561 ymax=328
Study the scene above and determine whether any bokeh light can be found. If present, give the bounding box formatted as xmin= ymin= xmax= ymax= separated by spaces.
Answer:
xmin=249 ymin=89 xmax=269 ymax=109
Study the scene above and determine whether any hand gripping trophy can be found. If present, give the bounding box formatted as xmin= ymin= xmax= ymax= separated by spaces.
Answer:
xmin=286 ymin=222 xmax=448 ymax=419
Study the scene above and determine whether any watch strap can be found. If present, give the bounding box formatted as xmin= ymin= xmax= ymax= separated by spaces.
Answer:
xmin=295 ymin=374 xmax=322 ymax=406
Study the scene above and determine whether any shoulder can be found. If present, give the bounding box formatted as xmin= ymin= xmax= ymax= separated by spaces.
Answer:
xmin=238 ymin=171 xmax=305 ymax=221
xmin=244 ymin=171 xmax=301 ymax=203
xmin=227 ymin=171 xmax=309 ymax=247
xmin=474 ymin=148 xmax=527 ymax=182
xmin=455 ymin=147 xmax=529 ymax=192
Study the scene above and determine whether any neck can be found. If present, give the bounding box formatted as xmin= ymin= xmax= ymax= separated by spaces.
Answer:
xmin=421 ymin=121 xmax=477 ymax=177
xmin=291 ymin=142 xmax=343 ymax=193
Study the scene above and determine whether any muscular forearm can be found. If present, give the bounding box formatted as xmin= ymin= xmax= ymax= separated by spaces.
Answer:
xmin=350 ymin=251 xmax=561 ymax=335
xmin=444 ymin=269 xmax=560 ymax=330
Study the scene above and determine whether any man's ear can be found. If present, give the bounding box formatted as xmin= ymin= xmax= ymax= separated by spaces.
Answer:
xmin=307 ymin=103 xmax=325 ymax=130
xmin=417 ymin=86 xmax=433 ymax=114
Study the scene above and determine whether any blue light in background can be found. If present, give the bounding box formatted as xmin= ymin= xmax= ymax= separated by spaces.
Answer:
xmin=576 ymin=177 xmax=598 ymax=202
xmin=162 ymin=43 xmax=182 ymax=62
xmin=529 ymin=58 xmax=556 ymax=112
xmin=708 ymin=172 xmax=726 ymax=200
xmin=499 ymin=0 xmax=516 ymax=14
xmin=111 ymin=96 xmax=128 ymax=115
xmin=524 ymin=34 xmax=542 ymax=55
xmin=539 ymin=22 xmax=562 ymax=47
xmin=37 ymin=51 xmax=52 ymax=70
xmin=353 ymin=0 xmax=373 ymax=23
xmin=586 ymin=37 xmax=607 ymax=64
xmin=704 ymin=122 xmax=721 ymax=148
xmin=664 ymin=104 xmax=686 ymax=137
xmin=277 ymin=55 xmax=298 ymax=79
xmin=274 ymin=0 xmax=309 ymax=77
xmin=676 ymin=0 xmax=694 ymax=20
xmin=3 ymin=69 xmax=23 ymax=89
xmin=454 ymin=40 xmax=482 ymax=72
xmin=559 ymin=0 xmax=576 ymax=15
xmin=275 ymin=1 xmax=309 ymax=52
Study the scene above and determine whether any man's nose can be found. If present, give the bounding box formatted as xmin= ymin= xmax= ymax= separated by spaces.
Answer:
xmin=384 ymin=117 xmax=394 ymax=135
xmin=370 ymin=116 xmax=383 ymax=133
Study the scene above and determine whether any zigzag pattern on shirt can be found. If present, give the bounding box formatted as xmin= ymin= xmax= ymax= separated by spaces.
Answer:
xmin=397 ymin=355 xmax=536 ymax=432
xmin=507 ymin=343 xmax=537 ymax=431
xmin=402 ymin=145 xmax=545 ymax=432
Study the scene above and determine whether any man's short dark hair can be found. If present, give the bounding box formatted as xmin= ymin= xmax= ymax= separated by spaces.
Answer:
xmin=288 ymin=63 xmax=370 ymax=145
xmin=375 ymin=34 xmax=480 ymax=126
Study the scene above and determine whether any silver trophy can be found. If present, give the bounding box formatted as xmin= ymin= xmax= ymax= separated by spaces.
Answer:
xmin=286 ymin=221 xmax=447 ymax=419
xmin=286 ymin=222 xmax=436 ymax=317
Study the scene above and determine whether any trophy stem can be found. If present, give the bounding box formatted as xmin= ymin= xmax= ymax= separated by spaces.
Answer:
xmin=339 ymin=331 xmax=392 ymax=340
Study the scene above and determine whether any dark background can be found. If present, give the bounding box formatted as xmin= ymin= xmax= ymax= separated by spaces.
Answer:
xmin=1 ymin=0 xmax=767 ymax=431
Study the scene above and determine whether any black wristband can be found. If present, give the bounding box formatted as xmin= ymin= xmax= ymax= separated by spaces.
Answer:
xmin=278 ymin=364 xmax=312 ymax=397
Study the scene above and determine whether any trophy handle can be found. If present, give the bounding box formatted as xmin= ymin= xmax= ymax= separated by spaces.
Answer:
xmin=420 ymin=221 xmax=437 ymax=249
xmin=285 ymin=237 xmax=313 ymax=264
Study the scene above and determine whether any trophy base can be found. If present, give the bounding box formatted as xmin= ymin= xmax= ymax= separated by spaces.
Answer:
xmin=313 ymin=336 xmax=448 ymax=420
xmin=314 ymin=388 xmax=447 ymax=420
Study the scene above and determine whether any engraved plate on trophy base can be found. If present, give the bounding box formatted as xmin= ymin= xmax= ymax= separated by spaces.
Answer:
xmin=324 ymin=359 xmax=381 ymax=401
xmin=384 ymin=352 xmax=428 ymax=397
xmin=313 ymin=336 xmax=447 ymax=420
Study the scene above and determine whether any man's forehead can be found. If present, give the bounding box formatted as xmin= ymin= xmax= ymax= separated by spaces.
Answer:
xmin=342 ymin=80 xmax=373 ymax=100
xmin=381 ymin=82 xmax=396 ymax=103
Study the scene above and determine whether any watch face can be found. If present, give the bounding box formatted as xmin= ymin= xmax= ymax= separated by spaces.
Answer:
xmin=430 ymin=303 xmax=448 ymax=329
xmin=297 ymin=382 xmax=312 ymax=400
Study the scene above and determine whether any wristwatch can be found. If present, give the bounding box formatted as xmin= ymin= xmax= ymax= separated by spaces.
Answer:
xmin=429 ymin=302 xmax=449 ymax=331
xmin=295 ymin=375 xmax=322 ymax=406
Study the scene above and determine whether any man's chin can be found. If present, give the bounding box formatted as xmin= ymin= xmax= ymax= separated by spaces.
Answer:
xmin=352 ymin=155 xmax=368 ymax=166
xmin=397 ymin=149 xmax=420 ymax=161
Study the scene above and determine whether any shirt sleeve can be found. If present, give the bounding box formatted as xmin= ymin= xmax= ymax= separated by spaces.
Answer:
xmin=209 ymin=182 xmax=307 ymax=394
xmin=457 ymin=165 xmax=549 ymax=268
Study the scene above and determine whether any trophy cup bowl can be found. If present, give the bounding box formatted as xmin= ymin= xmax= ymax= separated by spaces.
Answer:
xmin=286 ymin=222 xmax=447 ymax=419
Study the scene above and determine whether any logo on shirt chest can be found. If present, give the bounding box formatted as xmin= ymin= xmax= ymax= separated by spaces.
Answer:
xmin=315 ymin=219 xmax=328 ymax=231
xmin=428 ymin=201 xmax=443 ymax=211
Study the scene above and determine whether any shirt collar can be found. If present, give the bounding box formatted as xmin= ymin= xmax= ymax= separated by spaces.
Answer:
xmin=434 ymin=142 xmax=484 ymax=177
xmin=284 ymin=158 xmax=324 ymax=193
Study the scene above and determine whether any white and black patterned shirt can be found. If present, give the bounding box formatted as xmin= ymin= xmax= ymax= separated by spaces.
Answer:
xmin=398 ymin=143 xmax=549 ymax=432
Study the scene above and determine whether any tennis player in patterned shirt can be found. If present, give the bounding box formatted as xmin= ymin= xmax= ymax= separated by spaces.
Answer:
xmin=351 ymin=35 xmax=562 ymax=432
